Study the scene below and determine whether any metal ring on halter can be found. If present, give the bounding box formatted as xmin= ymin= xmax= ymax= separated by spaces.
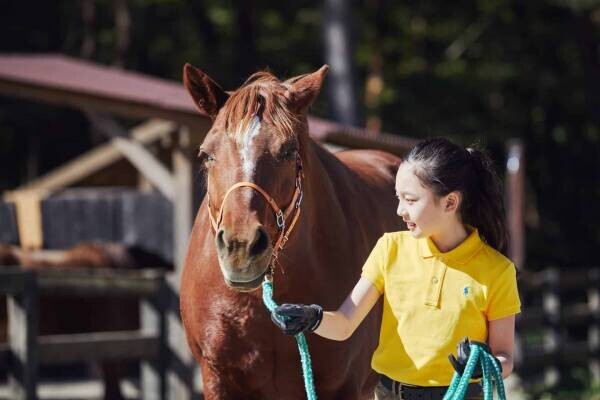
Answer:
xmin=276 ymin=210 xmax=285 ymax=230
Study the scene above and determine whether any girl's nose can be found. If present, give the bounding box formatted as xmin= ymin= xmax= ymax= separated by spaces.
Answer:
xmin=397 ymin=203 xmax=406 ymax=217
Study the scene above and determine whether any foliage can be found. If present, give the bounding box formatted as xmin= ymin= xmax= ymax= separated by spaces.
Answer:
xmin=0 ymin=1 xmax=599 ymax=267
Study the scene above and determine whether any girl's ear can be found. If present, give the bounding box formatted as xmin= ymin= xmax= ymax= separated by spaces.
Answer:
xmin=445 ymin=192 xmax=461 ymax=213
xmin=183 ymin=63 xmax=229 ymax=120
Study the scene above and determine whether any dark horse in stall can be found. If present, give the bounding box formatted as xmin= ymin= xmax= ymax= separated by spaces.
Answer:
xmin=180 ymin=64 xmax=403 ymax=399
xmin=0 ymin=242 xmax=171 ymax=400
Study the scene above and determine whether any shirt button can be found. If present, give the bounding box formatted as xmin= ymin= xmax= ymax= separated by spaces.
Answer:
xmin=431 ymin=277 xmax=439 ymax=284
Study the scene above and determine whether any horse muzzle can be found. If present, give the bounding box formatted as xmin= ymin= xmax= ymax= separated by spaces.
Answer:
xmin=215 ymin=227 xmax=273 ymax=291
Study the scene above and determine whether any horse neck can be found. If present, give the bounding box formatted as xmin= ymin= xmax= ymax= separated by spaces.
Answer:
xmin=279 ymin=139 xmax=350 ymax=263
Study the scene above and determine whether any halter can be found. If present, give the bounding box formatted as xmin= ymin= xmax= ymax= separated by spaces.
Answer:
xmin=207 ymin=155 xmax=304 ymax=277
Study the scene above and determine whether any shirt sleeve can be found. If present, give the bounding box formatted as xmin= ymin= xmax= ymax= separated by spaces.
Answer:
xmin=486 ymin=263 xmax=521 ymax=321
xmin=360 ymin=234 xmax=388 ymax=294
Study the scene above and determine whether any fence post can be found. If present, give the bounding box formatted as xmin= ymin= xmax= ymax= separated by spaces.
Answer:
xmin=168 ymin=126 xmax=197 ymax=399
xmin=7 ymin=271 xmax=39 ymax=400
xmin=505 ymin=139 xmax=525 ymax=270
xmin=141 ymin=276 xmax=168 ymax=400
xmin=543 ymin=267 xmax=560 ymax=387
xmin=589 ymin=267 xmax=600 ymax=383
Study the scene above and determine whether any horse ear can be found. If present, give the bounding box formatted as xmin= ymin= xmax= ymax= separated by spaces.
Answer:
xmin=285 ymin=65 xmax=329 ymax=113
xmin=183 ymin=63 xmax=229 ymax=120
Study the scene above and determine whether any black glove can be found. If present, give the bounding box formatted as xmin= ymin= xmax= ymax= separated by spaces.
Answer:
xmin=271 ymin=303 xmax=323 ymax=336
xmin=448 ymin=337 xmax=502 ymax=379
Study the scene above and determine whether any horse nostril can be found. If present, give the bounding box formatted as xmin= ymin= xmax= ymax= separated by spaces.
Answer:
xmin=249 ymin=227 xmax=269 ymax=257
xmin=216 ymin=229 xmax=226 ymax=249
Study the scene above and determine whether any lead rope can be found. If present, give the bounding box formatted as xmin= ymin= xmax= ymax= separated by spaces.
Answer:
xmin=443 ymin=343 xmax=507 ymax=400
xmin=262 ymin=278 xmax=317 ymax=400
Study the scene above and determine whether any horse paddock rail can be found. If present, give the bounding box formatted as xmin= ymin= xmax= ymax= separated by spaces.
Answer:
xmin=515 ymin=266 xmax=600 ymax=393
xmin=0 ymin=266 xmax=180 ymax=400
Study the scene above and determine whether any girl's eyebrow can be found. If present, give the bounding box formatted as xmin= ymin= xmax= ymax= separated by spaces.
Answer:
xmin=399 ymin=191 xmax=418 ymax=196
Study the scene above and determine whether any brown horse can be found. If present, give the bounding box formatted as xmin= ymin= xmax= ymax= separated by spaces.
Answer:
xmin=180 ymin=64 xmax=403 ymax=400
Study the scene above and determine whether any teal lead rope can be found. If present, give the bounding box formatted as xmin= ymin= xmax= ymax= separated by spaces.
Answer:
xmin=264 ymin=277 xmax=504 ymax=400
xmin=262 ymin=279 xmax=318 ymax=400
xmin=443 ymin=343 xmax=507 ymax=400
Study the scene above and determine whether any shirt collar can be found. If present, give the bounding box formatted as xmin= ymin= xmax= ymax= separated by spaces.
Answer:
xmin=418 ymin=225 xmax=484 ymax=264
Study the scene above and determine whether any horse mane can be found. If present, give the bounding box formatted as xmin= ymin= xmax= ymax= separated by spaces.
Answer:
xmin=223 ymin=71 xmax=298 ymax=139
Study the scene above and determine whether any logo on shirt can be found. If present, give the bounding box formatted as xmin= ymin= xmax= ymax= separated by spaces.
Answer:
xmin=463 ymin=286 xmax=471 ymax=297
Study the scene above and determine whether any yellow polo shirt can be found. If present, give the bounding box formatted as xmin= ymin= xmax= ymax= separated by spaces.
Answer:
xmin=361 ymin=227 xmax=521 ymax=386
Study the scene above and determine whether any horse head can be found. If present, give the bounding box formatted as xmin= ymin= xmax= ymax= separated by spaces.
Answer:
xmin=183 ymin=64 xmax=328 ymax=292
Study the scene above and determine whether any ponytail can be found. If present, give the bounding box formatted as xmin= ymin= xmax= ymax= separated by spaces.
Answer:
xmin=406 ymin=138 xmax=508 ymax=254
xmin=464 ymin=147 xmax=508 ymax=253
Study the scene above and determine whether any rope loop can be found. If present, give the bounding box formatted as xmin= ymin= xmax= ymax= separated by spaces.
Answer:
xmin=443 ymin=343 xmax=506 ymax=400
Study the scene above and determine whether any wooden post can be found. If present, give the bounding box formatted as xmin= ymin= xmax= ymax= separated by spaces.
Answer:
xmin=7 ymin=271 xmax=39 ymax=400
xmin=506 ymin=139 xmax=525 ymax=269
xmin=543 ymin=267 xmax=560 ymax=387
xmin=166 ymin=126 xmax=196 ymax=399
xmin=141 ymin=278 xmax=168 ymax=400
xmin=589 ymin=267 xmax=600 ymax=382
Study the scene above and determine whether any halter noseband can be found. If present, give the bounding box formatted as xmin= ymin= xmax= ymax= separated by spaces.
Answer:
xmin=207 ymin=155 xmax=304 ymax=275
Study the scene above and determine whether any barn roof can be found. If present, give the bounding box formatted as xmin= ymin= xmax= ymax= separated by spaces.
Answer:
xmin=0 ymin=53 xmax=416 ymax=153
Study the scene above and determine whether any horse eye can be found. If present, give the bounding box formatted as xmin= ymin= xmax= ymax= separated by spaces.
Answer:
xmin=199 ymin=150 xmax=215 ymax=165
xmin=280 ymin=148 xmax=297 ymax=161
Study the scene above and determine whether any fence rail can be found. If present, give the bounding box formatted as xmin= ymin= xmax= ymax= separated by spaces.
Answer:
xmin=0 ymin=266 xmax=181 ymax=400
xmin=515 ymin=266 xmax=600 ymax=389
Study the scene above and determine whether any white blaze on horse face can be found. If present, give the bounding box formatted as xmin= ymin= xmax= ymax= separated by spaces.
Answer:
xmin=238 ymin=116 xmax=262 ymax=181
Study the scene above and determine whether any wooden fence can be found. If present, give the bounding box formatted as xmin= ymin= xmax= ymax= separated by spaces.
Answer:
xmin=515 ymin=266 xmax=600 ymax=391
xmin=0 ymin=266 xmax=189 ymax=400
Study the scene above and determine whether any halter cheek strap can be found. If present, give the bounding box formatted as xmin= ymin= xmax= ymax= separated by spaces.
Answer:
xmin=207 ymin=156 xmax=304 ymax=262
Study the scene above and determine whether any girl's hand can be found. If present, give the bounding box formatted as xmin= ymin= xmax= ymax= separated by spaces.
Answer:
xmin=271 ymin=304 xmax=323 ymax=335
xmin=448 ymin=337 xmax=502 ymax=378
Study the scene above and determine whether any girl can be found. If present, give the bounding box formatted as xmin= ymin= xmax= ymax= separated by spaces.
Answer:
xmin=271 ymin=138 xmax=521 ymax=400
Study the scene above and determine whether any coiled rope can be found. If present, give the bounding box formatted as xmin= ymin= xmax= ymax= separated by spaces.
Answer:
xmin=443 ymin=343 xmax=507 ymax=400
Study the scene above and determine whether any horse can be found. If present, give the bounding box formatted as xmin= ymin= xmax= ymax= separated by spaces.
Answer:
xmin=0 ymin=242 xmax=171 ymax=400
xmin=179 ymin=64 xmax=403 ymax=399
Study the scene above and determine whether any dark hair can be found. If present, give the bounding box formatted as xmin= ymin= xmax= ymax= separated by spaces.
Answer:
xmin=405 ymin=137 xmax=508 ymax=254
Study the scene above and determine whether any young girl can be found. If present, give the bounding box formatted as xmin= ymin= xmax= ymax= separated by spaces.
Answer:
xmin=271 ymin=138 xmax=521 ymax=400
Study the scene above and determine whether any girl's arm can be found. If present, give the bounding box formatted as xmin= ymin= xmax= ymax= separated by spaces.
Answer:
xmin=488 ymin=314 xmax=516 ymax=378
xmin=313 ymin=277 xmax=382 ymax=341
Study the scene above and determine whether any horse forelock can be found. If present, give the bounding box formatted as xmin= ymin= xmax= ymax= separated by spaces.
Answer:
xmin=223 ymin=71 xmax=298 ymax=140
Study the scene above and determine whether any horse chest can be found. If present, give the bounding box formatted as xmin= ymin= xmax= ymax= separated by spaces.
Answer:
xmin=197 ymin=298 xmax=273 ymax=370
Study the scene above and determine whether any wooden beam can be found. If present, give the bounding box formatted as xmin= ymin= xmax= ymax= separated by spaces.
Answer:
xmin=112 ymin=137 xmax=176 ymax=200
xmin=0 ymin=267 xmax=28 ymax=295
xmin=0 ymin=267 xmax=166 ymax=297
xmin=37 ymin=331 xmax=159 ymax=364
xmin=35 ymin=268 xmax=166 ymax=297
xmin=506 ymin=139 xmax=525 ymax=269
xmin=7 ymin=272 xmax=38 ymax=400
xmin=0 ymin=79 xmax=211 ymax=133
xmin=0 ymin=342 xmax=9 ymax=371
xmin=167 ymin=126 xmax=196 ymax=399
xmin=4 ymin=119 xmax=176 ymax=198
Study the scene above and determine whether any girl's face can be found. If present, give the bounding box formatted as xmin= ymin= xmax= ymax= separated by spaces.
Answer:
xmin=395 ymin=162 xmax=452 ymax=239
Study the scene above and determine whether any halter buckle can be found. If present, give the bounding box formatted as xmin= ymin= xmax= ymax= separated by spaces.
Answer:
xmin=276 ymin=210 xmax=285 ymax=230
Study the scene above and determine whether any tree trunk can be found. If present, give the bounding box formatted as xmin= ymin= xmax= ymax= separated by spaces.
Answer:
xmin=323 ymin=0 xmax=359 ymax=126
